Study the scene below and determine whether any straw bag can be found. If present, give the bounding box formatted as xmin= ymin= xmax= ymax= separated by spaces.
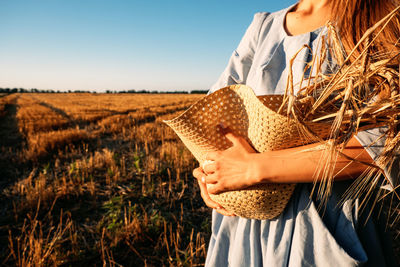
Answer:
xmin=163 ymin=84 xmax=331 ymax=219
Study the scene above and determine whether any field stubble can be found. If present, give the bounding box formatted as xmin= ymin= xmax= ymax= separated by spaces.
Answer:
xmin=0 ymin=93 xmax=209 ymax=266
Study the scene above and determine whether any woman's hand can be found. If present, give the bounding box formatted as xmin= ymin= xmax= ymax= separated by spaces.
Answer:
xmin=192 ymin=167 xmax=236 ymax=216
xmin=203 ymin=125 xmax=259 ymax=195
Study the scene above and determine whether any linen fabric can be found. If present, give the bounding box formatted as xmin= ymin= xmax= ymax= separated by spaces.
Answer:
xmin=205 ymin=5 xmax=398 ymax=267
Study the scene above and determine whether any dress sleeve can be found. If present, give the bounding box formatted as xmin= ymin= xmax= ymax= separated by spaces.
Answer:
xmin=355 ymin=128 xmax=400 ymax=190
xmin=208 ymin=12 xmax=270 ymax=94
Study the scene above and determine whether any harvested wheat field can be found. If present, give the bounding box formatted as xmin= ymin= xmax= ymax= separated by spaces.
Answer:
xmin=0 ymin=92 xmax=210 ymax=266
xmin=0 ymin=92 xmax=399 ymax=266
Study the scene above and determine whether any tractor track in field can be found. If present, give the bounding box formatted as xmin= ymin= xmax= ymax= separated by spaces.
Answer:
xmin=31 ymin=95 xmax=192 ymax=134
xmin=0 ymin=95 xmax=24 ymax=150
xmin=0 ymin=95 xmax=30 ymax=190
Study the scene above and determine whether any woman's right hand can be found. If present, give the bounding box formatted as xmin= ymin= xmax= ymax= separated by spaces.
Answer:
xmin=192 ymin=167 xmax=236 ymax=217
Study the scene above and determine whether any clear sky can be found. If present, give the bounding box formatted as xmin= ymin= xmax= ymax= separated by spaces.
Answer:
xmin=0 ymin=0 xmax=297 ymax=92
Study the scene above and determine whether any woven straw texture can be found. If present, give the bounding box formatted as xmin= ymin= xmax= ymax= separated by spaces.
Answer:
xmin=164 ymin=84 xmax=331 ymax=220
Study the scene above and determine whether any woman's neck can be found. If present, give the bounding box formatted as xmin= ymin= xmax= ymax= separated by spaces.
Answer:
xmin=285 ymin=0 xmax=333 ymax=36
xmin=296 ymin=0 xmax=331 ymax=13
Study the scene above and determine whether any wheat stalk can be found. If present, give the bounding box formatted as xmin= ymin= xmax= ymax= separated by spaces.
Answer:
xmin=283 ymin=5 xmax=400 ymax=215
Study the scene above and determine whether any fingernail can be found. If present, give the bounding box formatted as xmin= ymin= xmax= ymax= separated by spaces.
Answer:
xmin=201 ymin=176 xmax=206 ymax=183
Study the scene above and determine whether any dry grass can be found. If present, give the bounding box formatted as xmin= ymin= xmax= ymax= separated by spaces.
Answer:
xmin=7 ymin=206 xmax=72 ymax=267
xmin=0 ymin=92 xmax=208 ymax=266
xmin=0 ymin=94 xmax=17 ymax=118
xmin=34 ymin=93 xmax=200 ymax=122
xmin=26 ymin=128 xmax=92 ymax=161
xmin=16 ymin=94 xmax=70 ymax=135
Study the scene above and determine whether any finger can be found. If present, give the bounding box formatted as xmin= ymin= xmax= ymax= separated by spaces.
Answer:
xmin=205 ymin=151 xmax=220 ymax=161
xmin=207 ymin=184 xmax=219 ymax=195
xmin=224 ymin=131 xmax=241 ymax=147
xmin=203 ymin=161 xmax=217 ymax=175
xmin=215 ymin=207 xmax=236 ymax=217
xmin=207 ymin=183 xmax=227 ymax=195
xmin=221 ymin=125 xmax=255 ymax=152
xmin=192 ymin=167 xmax=205 ymax=179
xmin=197 ymin=180 xmax=221 ymax=209
xmin=205 ymin=172 xmax=218 ymax=184
xmin=193 ymin=170 xmax=208 ymax=185
xmin=201 ymin=183 xmax=235 ymax=216
xmin=198 ymin=181 xmax=236 ymax=216
xmin=216 ymin=123 xmax=240 ymax=146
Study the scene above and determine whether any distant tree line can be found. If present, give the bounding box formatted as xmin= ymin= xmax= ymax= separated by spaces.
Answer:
xmin=0 ymin=88 xmax=208 ymax=94
xmin=0 ymin=88 xmax=74 ymax=94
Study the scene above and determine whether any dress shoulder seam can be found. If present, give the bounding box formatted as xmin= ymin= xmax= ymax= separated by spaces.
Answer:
xmin=253 ymin=12 xmax=271 ymax=47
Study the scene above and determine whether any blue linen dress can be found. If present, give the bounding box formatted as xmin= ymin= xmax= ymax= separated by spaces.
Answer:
xmin=205 ymin=5 xmax=398 ymax=267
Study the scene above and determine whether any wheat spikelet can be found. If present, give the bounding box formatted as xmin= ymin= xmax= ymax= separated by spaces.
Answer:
xmin=284 ymin=5 xmax=400 ymax=215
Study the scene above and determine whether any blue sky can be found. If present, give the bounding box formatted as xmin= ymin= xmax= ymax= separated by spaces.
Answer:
xmin=0 ymin=0 xmax=296 ymax=92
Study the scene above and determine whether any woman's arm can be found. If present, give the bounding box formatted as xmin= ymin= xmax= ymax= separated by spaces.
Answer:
xmin=202 ymin=126 xmax=374 ymax=195
xmin=192 ymin=168 xmax=236 ymax=216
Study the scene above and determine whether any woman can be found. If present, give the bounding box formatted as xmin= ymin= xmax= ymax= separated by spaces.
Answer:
xmin=192 ymin=0 xmax=399 ymax=266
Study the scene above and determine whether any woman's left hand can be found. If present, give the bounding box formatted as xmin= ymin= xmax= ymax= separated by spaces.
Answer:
xmin=203 ymin=125 xmax=259 ymax=194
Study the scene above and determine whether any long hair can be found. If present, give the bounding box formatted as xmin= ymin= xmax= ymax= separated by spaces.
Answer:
xmin=299 ymin=1 xmax=400 ymax=207
xmin=330 ymin=0 xmax=400 ymax=62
